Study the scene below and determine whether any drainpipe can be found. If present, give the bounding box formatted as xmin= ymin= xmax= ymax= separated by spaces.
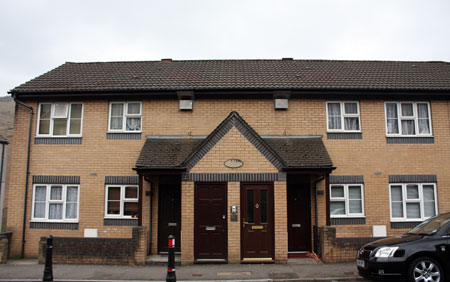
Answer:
xmin=14 ymin=98 xmax=34 ymax=258
xmin=0 ymin=142 xmax=7 ymax=231
xmin=313 ymin=175 xmax=325 ymax=253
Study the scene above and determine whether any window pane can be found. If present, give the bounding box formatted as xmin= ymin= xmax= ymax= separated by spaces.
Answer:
xmin=124 ymin=202 xmax=138 ymax=217
xmin=423 ymin=185 xmax=435 ymax=201
xmin=110 ymin=117 xmax=123 ymax=130
xmin=108 ymin=187 xmax=120 ymax=200
xmin=67 ymin=186 xmax=78 ymax=202
xmin=69 ymin=119 xmax=81 ymax=135
xmin=247 ymin=190 xmax=254 ymax=223
xmin=387 ymin=119 xmax=399 ymax=134
xmin=406 ymin=185 xmax=419 ymax=199
xmin=260 ymin=190 xmax=268 ymax=224
xmin=328 ymin=103 xmax=341 ymax=130
xmin=107 ymin=201 xmax=120 ymax=215
xmin=125 ymin=187 xmax=138 ymax=199
xmin=418 ymin=119 xmax=430 ymax=134
xmin=331 ymin=201 xmax=345 ymax=215
xmin=349 ymin=199 xmax=362 ymax=213
xmin=401 ymin=103 xmax=414 ymax=116
xmin=127 ymin=103 xmax=141 ymax=114
xmin=392 ymin=202 xmax=403 ymax=218
xmin=111 ymin=104 xmax=124 ymax=116
xmin=53 ymin=119 xmax=67 ymax=135
xmin=331 ymin=186 xmax=344 ymax=198
xmin=39 ymin=120 xmax=50 ymax=135
xmin=344 ymin=103 xmax=358 ymax=114
xmin=35 ymin=186 xmax=47 ymax=201
xmin=391 ymin=186 xmax=403 ymax=201
xmin=424 ymin=202 xmax=436 ymax=218
xmin=50 ymin=186 xmax=62 ymax=200
xmin=344 ymin=117 xmax=359 ymax=130
xmin=66 ymin=203 xmax=77 ymax=219
xmin=34 ymin=203 xmax=45 ymax=218
xmin=401 ymin=120 xmax=415 ymax=135
xmin=70 ymin=104 xmax=82 ymax=119
xmin=126 ymin=118 xmax=141 ymax=131
xmin=49 ymin=203 xmax=63 ymax=219
xmin=406 ymin=203 xmax=421 ymax=219
xmin=348 ymin=186 xmax=361 ymax=199
xmin=54 ymin=103 xmax=68 ymax=118
xmin=40 ymin=104 xmax=52 ymax=119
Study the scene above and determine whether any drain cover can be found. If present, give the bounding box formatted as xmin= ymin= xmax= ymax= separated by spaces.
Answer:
xmin=217 ymin=272 xmax=252 ymax=276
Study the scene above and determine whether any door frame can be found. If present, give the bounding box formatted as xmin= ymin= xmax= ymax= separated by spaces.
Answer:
xmin=194 ymin=182 xmax=228 ymax=261
xmin=240 ymin=182 xmax=275 ymax=261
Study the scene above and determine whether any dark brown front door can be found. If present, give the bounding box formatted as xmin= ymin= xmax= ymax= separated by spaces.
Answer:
xmin=158 ymin=176 xmax=181 ymax=253
xmin=241 ymin=183 xmax=274 ymax=261
xmin=195 ymin=183 xmax=227 ymax=260
xmin=287 ymin=175 xmax=311 ymax=252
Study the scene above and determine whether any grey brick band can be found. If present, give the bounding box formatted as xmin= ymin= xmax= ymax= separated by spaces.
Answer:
xmin=104 ymin=219 xmax=138 ymax=226
xmin=30 ymin=222 xmax=78 ymax=230
xmin=386 ymin=137 xmax=434 ymax=144
xmin=327 ymin=133 xmax=362 ymax=140
xmin=331 ymin=217 xmax=366 ymax=225
xmin=32 ymin=175 xmax=80 ymax=184
xmin=389 ymin=175 xmax=437 ymax=183
xmin=106 ymin=133 xmax=141 ymax=140
xmin=329 ymin=175 xmax=364 ymax=184
xmin=35 ymin=137 xmax=82 ymax=145
xmin=105 ymin=176 xmax=139 ymax=185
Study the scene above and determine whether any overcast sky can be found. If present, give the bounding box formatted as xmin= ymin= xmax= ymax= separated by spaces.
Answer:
xmin=1 ymin=0 xmax=450 ymax=97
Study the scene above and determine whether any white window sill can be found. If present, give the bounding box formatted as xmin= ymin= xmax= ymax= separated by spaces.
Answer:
xmin=104 ymin=216 xmax=138 ymax=219
xmin=386 ymin=135 xmax=434 ymax=138
xmin=331 ymin=215 xmax=365 ymax=218
xmin=30 ymin=220 xmax=79 ymax=223
xmin=390 ymin=219 xmax=426 ymax=222
xmin=107 ymin=131 xmax=142 ymax=134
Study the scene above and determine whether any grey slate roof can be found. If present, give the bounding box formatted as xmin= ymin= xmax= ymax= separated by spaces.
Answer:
xmin=10 ymin=59 xmax=450 ymax=94
xmin=136 ymin=136 xmax=332 ymax=169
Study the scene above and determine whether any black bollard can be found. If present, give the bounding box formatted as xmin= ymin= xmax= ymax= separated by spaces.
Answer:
xmin=166 ymin=235 xmax=176 ymax=282
xmin=43 ymin=235 xmax=53 ymax=282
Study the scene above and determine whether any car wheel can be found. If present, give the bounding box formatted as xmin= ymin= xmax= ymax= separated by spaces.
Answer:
xmin=408 ymin=257 xmax=444 ymax=282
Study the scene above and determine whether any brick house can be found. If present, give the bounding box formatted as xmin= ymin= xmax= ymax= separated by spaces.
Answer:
xmin=5 ymin=59 xmax=450 ymax=264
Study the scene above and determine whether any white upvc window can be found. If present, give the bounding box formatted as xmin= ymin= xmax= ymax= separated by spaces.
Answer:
xmin=390 ymin=183 xmax=437 ymax=221
xmin=108 ymin=102 xmax=142 ymax=132
xmin=31 ymin=184 xmax=79 ymax=222
xmin=105 ymin=185 xmax=139 ymax=218
xmin=326 ymin=101 xmax=361 ymax=132
xmin=37 ymin=103 xmax=83 ymax=137
xmin=330 ymin=184 xmax=364 ymax=217
xmin=385 ymin=102 xmax=432 ymax=136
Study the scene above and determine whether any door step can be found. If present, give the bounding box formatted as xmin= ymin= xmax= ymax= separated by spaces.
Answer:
xmin=287 ymin=251 xmax=321 ymax=264
xmin=146 ymin=254 xmax=181 ymax=265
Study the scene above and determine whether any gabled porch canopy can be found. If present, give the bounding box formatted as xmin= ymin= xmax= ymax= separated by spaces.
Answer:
xmin=134 ymin=112 xmax=335 ymax=176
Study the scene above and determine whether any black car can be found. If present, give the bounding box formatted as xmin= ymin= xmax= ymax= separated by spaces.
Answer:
xmin=357 ymin=212 xmax=450 ymax=282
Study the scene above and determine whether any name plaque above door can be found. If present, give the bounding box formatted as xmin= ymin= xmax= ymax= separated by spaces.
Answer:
xmin=224 ymin=159 xmax=243 ymax=168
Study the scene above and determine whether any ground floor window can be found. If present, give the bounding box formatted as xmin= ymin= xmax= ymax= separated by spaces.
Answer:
xmin=105 ymin=185 xmax=139 ymax=218
xmin=390 ymin=183 xmax=437 ymax=221
xmin=32 ymin=184 xmax=79 ymax=222
xmin=329 ymin=184 xmax=364 ymax=217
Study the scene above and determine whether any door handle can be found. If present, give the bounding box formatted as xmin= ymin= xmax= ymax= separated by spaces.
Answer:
xmin=242 ymin=221 xmax=249 ymax=227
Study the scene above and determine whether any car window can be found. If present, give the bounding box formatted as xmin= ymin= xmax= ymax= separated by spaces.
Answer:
xmin=408 ymin=213 xmax=450 ymax=235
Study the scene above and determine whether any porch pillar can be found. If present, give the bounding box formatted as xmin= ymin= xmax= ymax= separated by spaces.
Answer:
xmin=227 ymin=182 xmax=240 ymax=263
xmin=274 ymin=180 xmax=288 ymax=263
xmin=180 ymin=181 xmax=194 ymax=265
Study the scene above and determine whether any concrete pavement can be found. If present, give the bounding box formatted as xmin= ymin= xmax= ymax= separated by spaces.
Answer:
xmin=0 ymin=258 xmax=368 ymax=282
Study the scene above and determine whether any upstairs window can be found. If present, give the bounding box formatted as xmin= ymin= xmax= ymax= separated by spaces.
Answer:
xmin=32 ymin=184 xmax=79 ymax=222
xmin=385 ymin=102 xmax=432 ymax=136
xmin=390 ymin=183 xmax=437 ymax=221
xmin=105 ymin=185 xmax=139 ymax=218
xmin=37 ymin=103 xmax=83 ymax=136
xmin=330 ymin=184 xmax=364 ymax=217
xmin=326 ymin=102 xmax=361 ymax=132
xmin=108 ymin=102 xmax=142 ymax=132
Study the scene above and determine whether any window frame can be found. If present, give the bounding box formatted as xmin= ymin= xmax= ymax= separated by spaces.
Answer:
xmin=389 ymin=183 xmax=438 ymax=222
xmin=31 ymin=184 xmax=80 ymax=222
xmin=384 ymin=101 xmax=433 ymax=137
xmin=36 ymin=102 xmax=84 ymax=137
xmin=326 ymin=101 xmax=361 ymax=133
xmin=104 ymin=185 xmax=139 ymax=218
xmin=107 ymin=102 xmax=142 ymax=133
xmin=329 ymin=184 xmax=365 ymax=218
